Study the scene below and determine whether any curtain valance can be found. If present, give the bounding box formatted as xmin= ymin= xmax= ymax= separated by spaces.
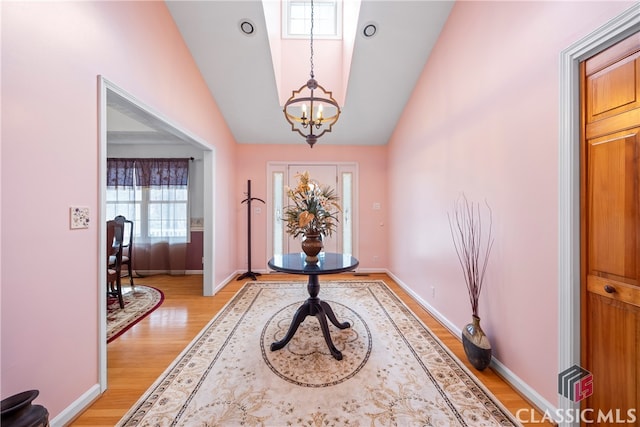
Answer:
xmin=107 ymin=158 xmax=189 ymax=187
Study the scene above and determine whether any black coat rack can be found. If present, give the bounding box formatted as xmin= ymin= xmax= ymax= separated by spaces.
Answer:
xmin=237 ymin=179 xmax=265 ymax=281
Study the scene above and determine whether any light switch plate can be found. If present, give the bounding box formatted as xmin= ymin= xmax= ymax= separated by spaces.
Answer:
xmin=70 ymin=206 xmax=90 ymax=229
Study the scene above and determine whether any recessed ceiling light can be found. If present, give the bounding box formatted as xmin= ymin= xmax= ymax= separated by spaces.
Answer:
xmin=239 ymin=20 xmax=255 ymax=36
xmin=363 ymin=23 xmax=377 ymax=38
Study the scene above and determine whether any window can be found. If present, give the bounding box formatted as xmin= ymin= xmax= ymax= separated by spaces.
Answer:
xmin=106 ymin=158 xmax=190 ymax=242
xmin=272 ymin=172 xmax=285 ymax=255
xmin=341 ymin=171 xmax=352 ymax=255
xmin=283 ymin=0 xmax=342 ymax=39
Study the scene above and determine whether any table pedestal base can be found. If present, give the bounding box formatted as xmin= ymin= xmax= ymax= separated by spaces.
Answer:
xmin=270 ymin=275 xmax=350 ymax=360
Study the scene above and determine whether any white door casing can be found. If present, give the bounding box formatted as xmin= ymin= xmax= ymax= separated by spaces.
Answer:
xmin=266 ymin=162 xmax=358 ymax=267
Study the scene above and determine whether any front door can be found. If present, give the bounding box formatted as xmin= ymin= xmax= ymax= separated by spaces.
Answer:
xmin=582 ymin=33 xmax=640 ymax=421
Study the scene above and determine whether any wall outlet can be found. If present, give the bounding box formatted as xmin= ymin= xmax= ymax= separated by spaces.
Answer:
xmin=431 ymin=286 xmax=436 ymax=298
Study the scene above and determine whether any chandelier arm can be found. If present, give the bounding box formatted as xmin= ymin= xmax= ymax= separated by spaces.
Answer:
xmin=284 ymin=116 xmax=314 ymax=139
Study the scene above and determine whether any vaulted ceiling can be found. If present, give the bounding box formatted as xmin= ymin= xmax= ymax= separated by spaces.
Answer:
xmin=108 ymin=1 xmax=454 ymax=147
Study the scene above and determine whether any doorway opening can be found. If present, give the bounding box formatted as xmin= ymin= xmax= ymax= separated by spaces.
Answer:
xmin=98 ymin=76 xmax=216 ymax=391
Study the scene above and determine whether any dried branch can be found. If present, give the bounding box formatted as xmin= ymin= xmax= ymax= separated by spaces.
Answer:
xmin=447 ymin=194 xmax=494 ymax=317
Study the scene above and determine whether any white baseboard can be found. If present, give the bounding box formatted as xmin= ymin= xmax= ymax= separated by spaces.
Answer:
xmin=49 ymin=384 xmax=101 ymax=427
xmin=349 ymin=267 xmax=389 ymax=274
xmin=214 ymin=271 xmax=241 ymax=294
xmin=386 ymin=270 xmax=557 ymax=416
xmin=235 ymin=267 xmax=389 ymax=278
xmin=490 ymin=357 xmax=557 ymax=416
xmin=133 ymin=270 xmax=203 ymax=276
xmin=385 ymin=270 xmax=461 ymax=335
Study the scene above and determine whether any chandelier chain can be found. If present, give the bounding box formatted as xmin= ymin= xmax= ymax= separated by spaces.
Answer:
xmin=309 ymin=0 xmax=314 ymax=79
xmin=282 ymin=0 xmax=340 ymax=148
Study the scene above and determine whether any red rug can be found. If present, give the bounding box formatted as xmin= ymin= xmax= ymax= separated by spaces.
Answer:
xmin=107 ymin=285 xmax=164 ymax=343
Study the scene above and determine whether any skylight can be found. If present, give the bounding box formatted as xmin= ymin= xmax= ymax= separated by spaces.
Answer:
xmin=283 ymin=0 xmax=342 ymax=39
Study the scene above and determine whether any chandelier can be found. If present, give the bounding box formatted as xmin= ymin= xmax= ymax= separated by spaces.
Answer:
xmin=283 ymin=0 xmax=341 ymax=148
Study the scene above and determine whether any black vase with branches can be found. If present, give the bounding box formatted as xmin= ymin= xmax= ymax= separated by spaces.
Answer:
xmin=448 ymin=194 xmax=494 ymax=370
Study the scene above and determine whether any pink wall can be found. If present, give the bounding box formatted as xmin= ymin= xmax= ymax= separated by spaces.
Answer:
xmin=234 ymin=144 xmax=388 ymax=272
xmin=280 ymin=39 xmax=346 ymax=106
xmin=1 ymin=1 xmax=237 ymax=420
xmin=387 ymin=1 xmax=634 ymax=405
xmin=3 ymin=0 xmax=635 ymax=421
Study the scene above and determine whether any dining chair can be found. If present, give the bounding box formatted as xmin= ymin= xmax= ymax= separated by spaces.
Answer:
xmin=114 ymin=215 xmax=135 ymax=288
xmin=107 ymin=220 xmax=124 ymax=309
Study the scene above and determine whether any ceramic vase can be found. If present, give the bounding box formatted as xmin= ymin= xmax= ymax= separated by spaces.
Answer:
xmin=301 ymin=232 xmax=323 ymax=263
xmin=0 ymin=390 xmax=49 ymax=427
xmin=461 ymin=315 xmax=492 ymax=371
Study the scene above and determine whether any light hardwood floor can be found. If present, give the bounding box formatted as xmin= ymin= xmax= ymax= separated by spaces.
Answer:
xmin=70 ymin=273 xmax=552 ymax=426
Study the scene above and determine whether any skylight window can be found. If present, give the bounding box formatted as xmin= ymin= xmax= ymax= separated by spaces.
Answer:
xmin=283 ymin=0 xmax=342 ymax=39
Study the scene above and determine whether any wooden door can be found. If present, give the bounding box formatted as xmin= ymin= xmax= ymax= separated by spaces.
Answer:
xmin=582 ymin=33 xmax=640 ymax=423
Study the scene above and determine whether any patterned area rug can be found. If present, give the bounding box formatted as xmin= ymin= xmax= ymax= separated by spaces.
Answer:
xmin=107 ymin=285 xmax=164 ymax=343
xmin=117 ymin=280 xmax=521 ymax=426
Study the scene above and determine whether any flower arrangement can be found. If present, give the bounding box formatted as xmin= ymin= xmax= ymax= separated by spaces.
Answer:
xmin=283 ymin=171 xmax=341 ymax=238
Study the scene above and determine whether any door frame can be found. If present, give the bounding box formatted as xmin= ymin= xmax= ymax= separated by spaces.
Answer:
xmin=98 ymin=76 xmax=216 ymax=391
xmin=558 ymin=3 xmax=639 ymax=420
xmin=266 ymin=161 xmax=358 ymax=268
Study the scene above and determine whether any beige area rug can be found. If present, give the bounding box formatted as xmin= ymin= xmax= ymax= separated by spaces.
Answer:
xmin=107 ymin=285 xmax=164 ymax=343
xmin=117 ymin=280 xmax=521 ymax=426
